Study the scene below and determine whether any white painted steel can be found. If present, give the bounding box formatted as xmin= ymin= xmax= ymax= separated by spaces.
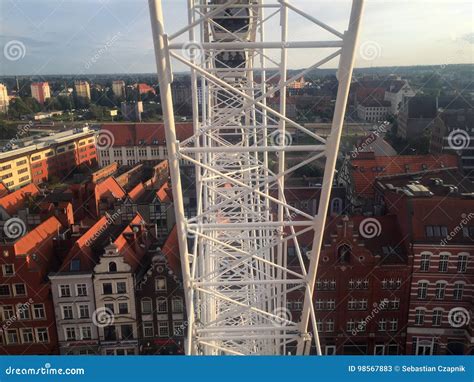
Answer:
xmin=149 ymin=0 xmax=364 ymax=355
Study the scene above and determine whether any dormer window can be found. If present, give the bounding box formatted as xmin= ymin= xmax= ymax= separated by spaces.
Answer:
xmin=109 ymin=262 xmax=117 ymax=273
xmin=337 ymin=244 xmax=351 ymax=263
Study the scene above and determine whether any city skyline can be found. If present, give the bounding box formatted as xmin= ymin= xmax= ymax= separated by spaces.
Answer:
xmin=1 ymin=0 xmax=473 ymax=76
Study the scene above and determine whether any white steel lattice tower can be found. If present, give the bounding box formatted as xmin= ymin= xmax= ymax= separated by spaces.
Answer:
xmin=149 ymin=0 xmax=364 ymax=355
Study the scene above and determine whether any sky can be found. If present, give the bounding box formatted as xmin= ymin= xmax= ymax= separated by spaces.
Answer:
xmin=0 ymin=0 xmax=472 ymax=76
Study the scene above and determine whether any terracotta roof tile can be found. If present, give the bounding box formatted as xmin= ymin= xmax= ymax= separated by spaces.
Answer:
xmin=0 ymin=183 xmax=40 ymax=215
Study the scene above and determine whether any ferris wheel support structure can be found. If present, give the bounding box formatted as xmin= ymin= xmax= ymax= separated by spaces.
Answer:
xmin=149 ymin=0 xmax=364 ymax=355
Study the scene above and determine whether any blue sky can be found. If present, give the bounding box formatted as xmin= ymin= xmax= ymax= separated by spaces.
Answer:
xmin=0 ymin=0 xmax=472 ymax=76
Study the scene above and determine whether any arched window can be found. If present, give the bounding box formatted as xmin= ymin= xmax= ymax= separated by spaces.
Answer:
xmin=108 ymin=262 xmax=117 ymax=272
xmin=330 ymin=198 xmax=343 ymax=215
xmin=337 ymin=244 xmax=351 ymax=263
xmin=141 ymin=298 xmax=152 ymax=314
xmin=172 ymin=297 xmax=184 ymax=313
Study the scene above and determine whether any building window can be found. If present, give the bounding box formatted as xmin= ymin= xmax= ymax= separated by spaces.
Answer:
xmin=141 ymin=298 xmax=152 ymax=314
xmin=78 ymin=304 xmax=90 ymax=319
xmin=76 ymin=284 xmax=87 ymax=296
xmin=102 ymin=283 xmax=113 ymax=295
xmin=118 ymin=303 xmax=128 ymax=315
xmin=108 ymin=262 xmax=117 ymax=273
xmin=14 ymin=284 xmax=26 ymax=296
xmin=155 ymin=277 xmax=167 ymax=291
xmin=0 ymin=284 xmax=11 ymax=297
xmin=143 ymin=322 xmax=154 ymax=338
xmin=434 ymin=282 xmax=446 ymax=300
xmin=65 ymin=327 xmax=76 ymax=341
xmin=6 ymin=329 xmax=19 ymax=344
xmin=346 ymin=319 xmax=355 ymax=332
xmin=33 ymin=304 xmax=45 ymax=319
xmin=36 ymin=328 xmax=49 ymax=343
xmin=419 ymin=253 xmax=430 ymax=271
xmin=432 ymin=309 xmax=443 ymax=326
xmin=326 ymin=319 xmax=334 ymax=332
xmin=2 ymin=264 xmax=14 ymax=276
xmin=59 ymin=284 xmax=71 ymax=297
xmin=172 ymin=297 xmax=184 ymax=313
xmin=389 ymin=319 xmax=398 ymax=332
xmin=157 ymin=297 xmax=167 ymax=313
xmin=414 ymin=309 xmax=425 ymax=325
xmin=3 ymin=305 xmax=14 ymax=319
xmin=417 ymin=281 xmax=428 ymax=299
xmin=457 ymin=254 xmax=468 ymax=273
xmin=157 ymin=322 xmax=169 ymax=337
xmin=116 ymin=282 xmax=127 ymax=294
xmin=425 ymin=226 xmax=448 ymax=238
xmin=438 ymin=254 xmax=449 ymax=272
xmin=104 ymin=326 xmax=117 ymax=341
xmin=390 ymin=299 xmax=400 ymax=310
xmin=104 ymin=303 xmax=115 ymax=314
xmin=121 ymin=325 xmax=133 ymax=340
xmin=453 ymin=283 xmax=464 ymax=300
xmin=17 ymin=303 xmax=30 ymax=320
xmin=337 ymin=245 xmax=351 ymax=263
xmin=62 ymin=305 xmax=74 ymax=320
xmin=21 ymin=328 xmax=34 ymax=343
xmin=378 ymin=319 xmax=386 ymax=331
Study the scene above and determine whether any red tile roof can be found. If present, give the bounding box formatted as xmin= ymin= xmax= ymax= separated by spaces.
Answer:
xmin=14 ymin=216 xmax=62 ymax=256
xmin=161 ymin=225 xmax=181 ymax=276
xmin=95 ymin=177 xmax=126 ymax=200
xmin=0 ymin=183 xmax=40 ymax=215
xmin=100 ymin=123 xmax=193 ymax=146
xmin=156 ymin=181 xmax=172 ymax=203
xmin=113 ymin=213 xmax=147 ymax=271
xmin=0 ymin=183 xmax=8 ymax=197
xmin=129 ymin=182 xmax=145 ymax=201
xmin=351 ymin=154 xmax=458 ymax=197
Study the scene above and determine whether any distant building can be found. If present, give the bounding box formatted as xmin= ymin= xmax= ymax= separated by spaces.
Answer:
xmin=74 ymin=81 xmax=91 ymax=100
xmin=338 ymin=152 xmax=459 ymax=213
xmin=31 ymin=82 xmax=51 ymax=104
xmin=430 ymin=108 xmax=474 ymax=179
xmin=136 ymin=83 xmax=156 ymax=95
xmin=357 ymin=98 xmax=391 ymax=122
xmin=0 ymin=83 xmax=9 ymax=113
xmin=120 ymin=101 xmax=143 ymax=122
xmin=376 ymin=169 xmax=474 ymax=355
xmin=397 ymin=96 xmax=437 ymax=140
xmin=384 ymin=80 xmax=415 ymax=115
xmin=0 ymin=126 xmax=97 ymax=190
xmin=96 ymin=123 xmax=193 ymax=168
xmin=112 ymin=80 xmax=125 ymax=98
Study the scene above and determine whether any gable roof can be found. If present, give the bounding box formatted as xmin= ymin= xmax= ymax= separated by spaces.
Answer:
xmin=14 ymin=216 xmax=62 ymax=256
xmin=0 ymin=183 xmax=40 ymax=215
xmin=161 ymin=225 xmax=181 ymax=276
